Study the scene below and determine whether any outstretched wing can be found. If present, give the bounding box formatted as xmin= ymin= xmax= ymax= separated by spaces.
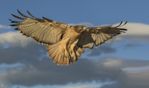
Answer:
xmin=77 ymin=22 xmax=127 ymax=48
xmin=10 ymin=10 xmax=68 ymax=44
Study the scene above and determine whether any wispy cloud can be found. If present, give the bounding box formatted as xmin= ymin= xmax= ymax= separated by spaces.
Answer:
xmin=0 ymin=24 xmax=11 ymax=34
xmin=0 ymin=24 xmax=10 ymax=29
xmin=123 ymin=66 xmax=149 ymax=73
xmin=11 ymin=81 xmax=115 ymax=88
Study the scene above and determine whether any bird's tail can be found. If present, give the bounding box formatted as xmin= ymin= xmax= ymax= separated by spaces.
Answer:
xmin=48 ymin=38 xmax=70 ymax=65
xmin=47 ymin=38 xmax=84 ymax=65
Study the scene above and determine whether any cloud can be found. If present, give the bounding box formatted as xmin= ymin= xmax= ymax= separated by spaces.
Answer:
xmin=122 ymin=23 xmax=149 ymax=36
xmin=11 ymin=81 xmax=115 ymax=88
xmin=100 ymin=62 xmax=149 ymax=88
xmin=0 ymin=31 xmax=33 ymax=48
xmin=0 ymin=57 xmax=149 ymax=88
xmin=88 ymin=44 xmax=116 ymax=56
xmin=0 ymin=58 xmax=121 ymax=86
xmin=123 ymin=66 xmax=149 ymax=73
xmin=102 ymin=58 xmax=123 ymax=69
xmin=118 ymin=66 xmax=149 ymax=88
xmin=0 ymin=63 xmax=25 ymax=88
xmin=119 ymin=22 xmax=149 ymax=42
xmin=0 ymin=24 xmax=11 ymax=33
xmin=0 ymin=38 xmax=127 ymax=87
xmin=0 ymin=41 xmax=44 ymax=64
xmin=0 ymin=24 xmax=10 ymax=29
xmin=0 ymin=51 xmax=149 ymax=87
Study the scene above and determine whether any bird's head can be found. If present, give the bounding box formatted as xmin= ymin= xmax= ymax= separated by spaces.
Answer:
xmin=73 ymin=25 xmax=87 ymax=33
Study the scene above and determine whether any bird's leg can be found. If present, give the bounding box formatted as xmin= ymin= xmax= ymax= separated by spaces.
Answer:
xmin=69 ymin=41 xmax=78 ymax=62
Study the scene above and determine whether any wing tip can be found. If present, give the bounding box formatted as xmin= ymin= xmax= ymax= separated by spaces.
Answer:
xmin=42 ymin=17 xmax=53 ymax=22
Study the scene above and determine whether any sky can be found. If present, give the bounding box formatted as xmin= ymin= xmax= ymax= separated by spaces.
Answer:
xmin=0 ymin=0 xmax=149 ymax=88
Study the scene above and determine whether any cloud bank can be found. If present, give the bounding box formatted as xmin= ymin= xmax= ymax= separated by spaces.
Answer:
xmin=11 ymin=81 xmax=115 ymax=88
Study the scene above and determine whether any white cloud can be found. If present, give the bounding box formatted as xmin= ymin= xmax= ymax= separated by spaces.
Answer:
xmin=0 ymin=31 xmax=33 ymax=47
xmin=120 ymin=22 xmax=149 ymax=36
xmin=109 ymin=22 xmax=149 ymax=43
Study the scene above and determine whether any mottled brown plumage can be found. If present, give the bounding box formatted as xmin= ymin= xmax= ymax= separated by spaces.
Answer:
xmin=10 ymin=10 xmax=127 ymax=65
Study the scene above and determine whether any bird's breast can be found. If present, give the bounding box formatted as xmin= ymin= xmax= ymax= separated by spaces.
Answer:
xmin=63 ymin=28 xmax=80 ymax=44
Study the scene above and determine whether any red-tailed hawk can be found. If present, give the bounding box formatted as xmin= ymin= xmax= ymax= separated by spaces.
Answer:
xmin=10 ymin=10 xmax=127 ymax=65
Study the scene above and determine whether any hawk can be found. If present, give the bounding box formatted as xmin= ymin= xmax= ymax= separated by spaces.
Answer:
xmin=10 ymin=10 xmax=127 ymax=65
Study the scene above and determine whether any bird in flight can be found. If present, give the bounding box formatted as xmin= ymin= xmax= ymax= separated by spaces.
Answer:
xmin=10 ymin=10 xmax=127 ymax=65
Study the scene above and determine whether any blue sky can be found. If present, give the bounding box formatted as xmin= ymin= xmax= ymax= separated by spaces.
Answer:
xmin=1 ymin=0 xmax=149 ymax=24
xmin=0 ymin=0 xmax=149 ymax=88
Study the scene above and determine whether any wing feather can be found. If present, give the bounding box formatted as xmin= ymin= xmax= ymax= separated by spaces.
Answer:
xmin=90 ymin=27 xmax=126 ymax=46
xmin=10 ymin=11 xmax=67 ymax=44
xmin=77 ymin=25 xmax=127 ymax=48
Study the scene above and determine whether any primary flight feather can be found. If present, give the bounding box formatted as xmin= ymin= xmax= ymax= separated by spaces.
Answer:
xmin=10 ymin=10 xmax=127 ymax=65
